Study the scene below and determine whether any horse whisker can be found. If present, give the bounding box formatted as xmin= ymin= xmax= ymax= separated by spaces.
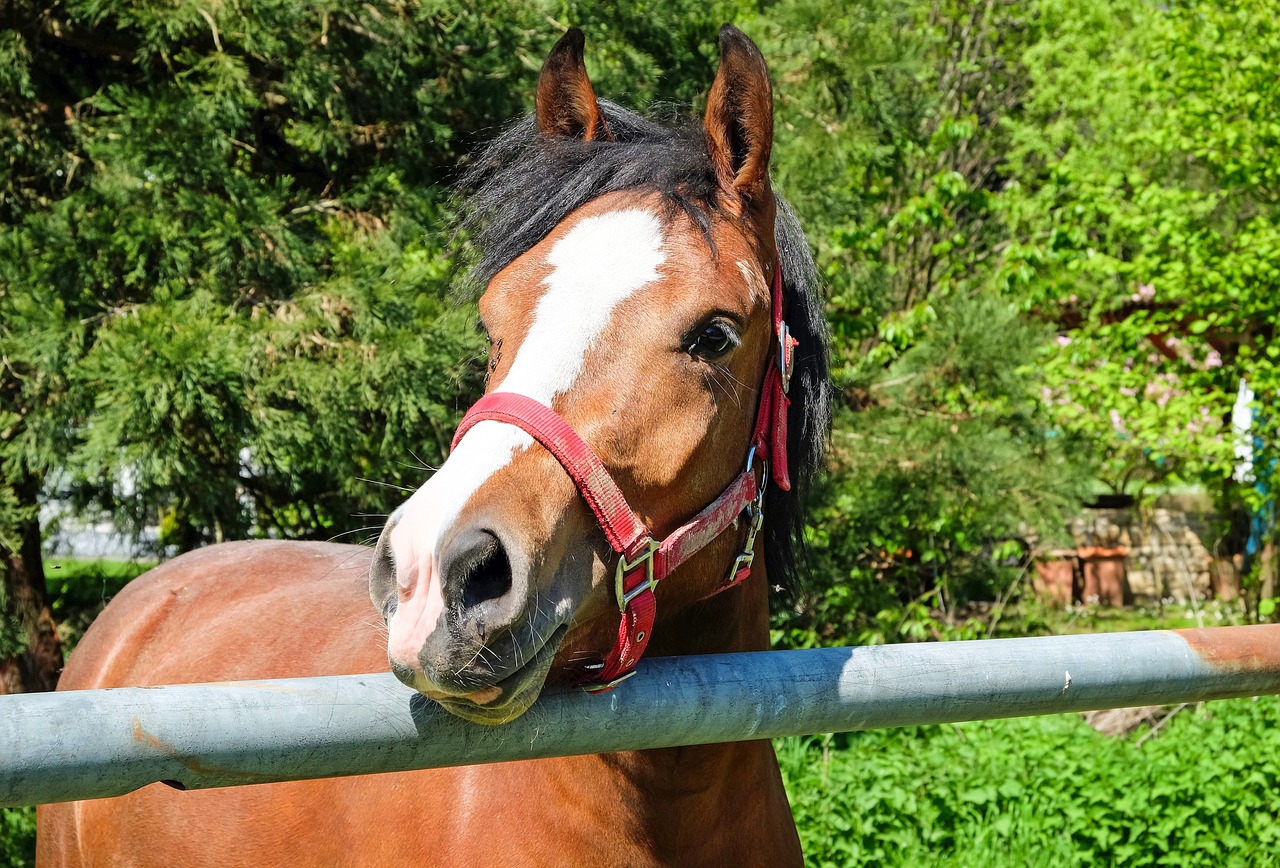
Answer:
xmin=356 ymin=476 xmax=415 ymax=492
xmin=325 ymin=525 xmax=386 ymax=544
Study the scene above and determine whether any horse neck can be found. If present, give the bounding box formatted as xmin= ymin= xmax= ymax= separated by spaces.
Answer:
xmin=646 ymin=536 xmax=772 ymax=658
xmin=577 ymin=550 xmax=797 ymax=858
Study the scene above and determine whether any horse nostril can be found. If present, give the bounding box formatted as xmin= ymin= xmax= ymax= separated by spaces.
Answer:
xmin=463 ymin=536 xmax=513 ymax=610
xmin=447 ymin=530 xmax=514 ymax=611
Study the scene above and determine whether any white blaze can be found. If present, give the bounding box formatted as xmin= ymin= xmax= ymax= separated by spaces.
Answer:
xmin=386 ymin=208 xmax=667 ymax=669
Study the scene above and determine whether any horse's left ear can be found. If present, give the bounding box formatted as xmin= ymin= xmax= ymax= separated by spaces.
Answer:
xmin=705 ymin=25 xmax=774 ymax=211
xmin=537 ymin=28 xmax=613 ymax=142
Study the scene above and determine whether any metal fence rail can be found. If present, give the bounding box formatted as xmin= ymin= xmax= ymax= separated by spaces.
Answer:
xmin=3 ymin=625 xmax=1279 ymax=807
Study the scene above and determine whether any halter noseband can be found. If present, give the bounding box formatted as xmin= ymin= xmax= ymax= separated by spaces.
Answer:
xmin=451 ymin=257 xmax=796 ymax=692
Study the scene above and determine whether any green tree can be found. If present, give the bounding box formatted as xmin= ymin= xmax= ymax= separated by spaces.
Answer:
xmin=750 ymin=0 xmax=1091 ymax=643
xmin=0 ymin=0 xmax=738 ymax=691
xmin=1000 ymin=0 xmax=1280 ymax=604
xmin=0 ymin=0 xmax=547 ymax=690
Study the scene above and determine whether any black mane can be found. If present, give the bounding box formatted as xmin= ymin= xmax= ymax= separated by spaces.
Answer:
xmin=454 ymin=101 xmax=832 ymax=592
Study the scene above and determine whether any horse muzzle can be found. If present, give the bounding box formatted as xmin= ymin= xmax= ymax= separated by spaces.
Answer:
xmin=371 ymin=507 xmax=576 ymax=725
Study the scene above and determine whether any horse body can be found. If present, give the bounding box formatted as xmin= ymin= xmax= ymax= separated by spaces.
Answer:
xmin=37 ymin=542 xmax=798 ymax=866
xmin=38 ymin=25 xmax=827 ymax=866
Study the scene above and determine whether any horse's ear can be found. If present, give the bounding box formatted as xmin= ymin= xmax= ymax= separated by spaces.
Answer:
xmin=705 ymin=25 xmax=774 ymax=210
xmin=536 ymin=28 xmax=613 ymax=142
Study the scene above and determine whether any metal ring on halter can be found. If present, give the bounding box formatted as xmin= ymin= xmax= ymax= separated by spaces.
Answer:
xmin=777 ymin=321 xmax=794 ymax=393
xmin=613 ymin=539 xmax=659 ymax=611
xmin=744 ymin=447 xmax=768 ymax=502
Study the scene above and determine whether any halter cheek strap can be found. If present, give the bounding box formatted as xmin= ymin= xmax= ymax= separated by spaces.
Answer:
xmin=451 ymin=259 xmax=796 ymax=692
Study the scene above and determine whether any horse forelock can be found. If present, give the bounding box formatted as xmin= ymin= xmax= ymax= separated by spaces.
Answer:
xmin=455 ymin=101 xmax=717 ymax=294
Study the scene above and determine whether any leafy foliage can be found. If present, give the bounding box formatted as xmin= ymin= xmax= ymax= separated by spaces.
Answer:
xmin=0 ymin=0 xmax=547 ymax=556
xmin=3 ymin=0 xmax=1279 ymax=676
xmin=0 ymin=0 xmax=726 ymax=685
xmin=0 ymin=0 xmax=730 ymax=562
xmin=757 ymin=0 xmax=1093 ymax=641
xmin=1 ymin=805 xmax=35 ymax=868
xmin=780 ymin=696 xmax=1280 ymax=866
xmin=983 ymin=0 xmax=1280 ymax=611
xmin=777 ymin=295 xmax=1088 ymax=646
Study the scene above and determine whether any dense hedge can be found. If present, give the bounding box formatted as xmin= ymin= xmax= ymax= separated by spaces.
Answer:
xmin=9 ymin=0 xmax=1280 ymax=675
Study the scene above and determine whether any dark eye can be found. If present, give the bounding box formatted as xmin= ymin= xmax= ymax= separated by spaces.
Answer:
xmin=687 ymin=322 xmax=736 ymax=358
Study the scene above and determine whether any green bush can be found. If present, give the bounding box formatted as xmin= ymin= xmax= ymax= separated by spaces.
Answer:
xmin=1 ymin=806 xmax=35 ymax=868
xmin=779 ymin=696 xmax=1280 ymax=866
xmin=44 ymin=558 xmax=154 ymax=650
xmin=774 ymin=295 xmax=1089 ymax=649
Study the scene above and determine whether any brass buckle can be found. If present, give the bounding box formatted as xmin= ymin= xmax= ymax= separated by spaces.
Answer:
xmin=614 ymin=539 xmax=659 ymax=610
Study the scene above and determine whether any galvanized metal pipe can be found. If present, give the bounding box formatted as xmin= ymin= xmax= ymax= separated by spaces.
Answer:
xmin=3 ymin=625 xmax=1279 ymax=807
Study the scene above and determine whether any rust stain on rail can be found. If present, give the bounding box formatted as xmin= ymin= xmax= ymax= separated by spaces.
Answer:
xmin=131 ymin=718 xmax=263 ymax=784
xmin=1173 ymin=625 xmax=1280 ymax=673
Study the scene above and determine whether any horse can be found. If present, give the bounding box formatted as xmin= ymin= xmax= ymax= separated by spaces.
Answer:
xmin=37 ymin=24 xmax=831 ymax=867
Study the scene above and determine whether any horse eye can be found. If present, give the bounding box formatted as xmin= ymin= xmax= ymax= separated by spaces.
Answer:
xmin=689 ymin=322 xmax=736 ymax=358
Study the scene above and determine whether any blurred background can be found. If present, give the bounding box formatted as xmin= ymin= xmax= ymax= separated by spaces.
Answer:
xmin=3 ymin=0 xmax=1279 ymax=863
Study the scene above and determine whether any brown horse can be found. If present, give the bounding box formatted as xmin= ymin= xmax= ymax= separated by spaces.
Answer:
xmin=38 ymin=25 xmax=830 ymax=867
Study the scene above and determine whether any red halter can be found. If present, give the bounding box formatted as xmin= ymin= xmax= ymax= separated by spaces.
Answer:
xmin=451 ymin=258 xmax=796 ymax=691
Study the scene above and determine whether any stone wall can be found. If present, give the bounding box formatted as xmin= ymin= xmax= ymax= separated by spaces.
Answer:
xmin=1067 ymin=507 xmax=1215 ymax=603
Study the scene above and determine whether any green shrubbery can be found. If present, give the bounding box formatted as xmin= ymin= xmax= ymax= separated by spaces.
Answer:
xmin=1 ymin=806 xmax=35 ymax=868
xmin=780 ymin=697 xmax=1280 ymax=866
xmin=6 ymin=0 xmax=1280 ymax=683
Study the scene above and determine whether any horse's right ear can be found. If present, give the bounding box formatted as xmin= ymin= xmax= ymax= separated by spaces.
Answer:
xmin=536 ymin=28 xmax=613 ymax=142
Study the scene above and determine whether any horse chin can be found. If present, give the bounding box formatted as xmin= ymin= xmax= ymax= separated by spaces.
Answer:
xmin=428 ymin=623 xmax=568 ymax=726
xmin=433 ymin=686 xmax=538 ymax=725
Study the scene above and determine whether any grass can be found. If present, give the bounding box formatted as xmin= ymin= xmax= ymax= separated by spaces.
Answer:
xmin=990 ymin=598 xmax=1248 ymax=639
xmin=779 ymin=696 xmax=1280 ymax=867
xmin=43 ymin=556 xmax=154 ymax=600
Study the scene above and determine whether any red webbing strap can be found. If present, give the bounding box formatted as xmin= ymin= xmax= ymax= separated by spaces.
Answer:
xmin=452 ymin=393 xmax=652 ymax=560
xmin=586 ymin=468 xmax=760 ymax=688
xmin=589 ymin=592 xmax=656 ymax=688
xmin=448 ymin=255 xmax=796 ymax=691
xmin=451 ymin=393 xmax=761 ymax=691
xmin=453 ymin=393 xmax=662 ymax=689
xmin=654 ymin=470 xmax=757 ymax=579
xmin=757 ymin=257 xmax=796 ymax=493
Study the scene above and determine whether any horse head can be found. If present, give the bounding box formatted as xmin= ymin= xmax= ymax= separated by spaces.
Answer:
xmin=370 ymin=25 xmax=828 ymax=724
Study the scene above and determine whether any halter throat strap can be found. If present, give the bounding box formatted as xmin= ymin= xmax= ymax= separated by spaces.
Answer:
xmin=450 ymin=259 xmax=795 ymax=691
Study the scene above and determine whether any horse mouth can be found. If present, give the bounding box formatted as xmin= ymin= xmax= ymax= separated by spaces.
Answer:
xmin=429 ymin=624 xmax=569 ymax=725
